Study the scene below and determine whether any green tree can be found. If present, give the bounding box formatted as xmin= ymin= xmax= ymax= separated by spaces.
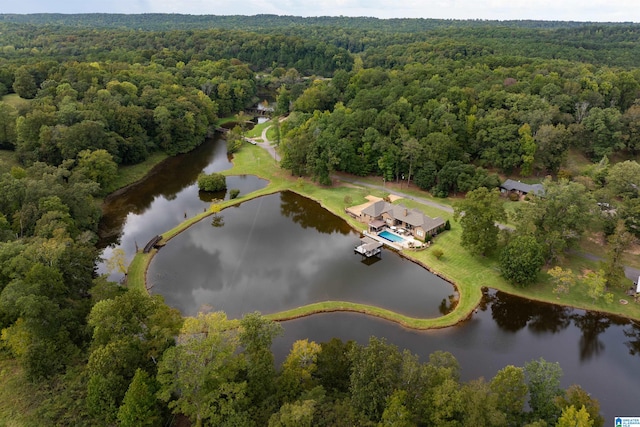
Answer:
xmin=460 ymin=378 xmax=507 ymax=427
xmin=401 ymin=137 xmax=422 ymax=187
xmin=117 ymin=368 xmax=162 ymax=427
xmin=157 ymin=312 xmax=248 ymax=427
xmin=534 ymin=124 xmax=569 ymax=174
xmin=555 ymin=405 xmax=593 ymax=427
xmin=519 ymin=123 xmax=537 ymax=176
xmin=454 ymin=187 xmax=506 ymax=256
xmin=554 ymin=385 xmax=603 ymax=427
xmin=500 ymin=235 xmax=545 ymax=286
xmin=197 ymin=172 xmax=227 ymax=192
xmin=582 ymin=107 xmax=623 ymax=159
xmin=75 ymin=149 xmax=118 ymax=193
xmin=605 ymin=160 xmax=640 ymax=199
xmin=226 ymin=126 xmax=244 ymax=154
xmin=0 ymin=102 xmax=17 ymax=149
xmin=315 ymin=338 xmax=355 ymax=395
xmin=278 ymin=339 xmax=322 ymax=403
xmin=349 ymin=337 xmax=403 ymax=422
xmin=239 ymin=312 xmax=283 ymax=423
xmin=524 ymin=358 xmax=563 ymax=425
xmin=490 ymin=365 xmax=528 ymax=427
xmin=86 ymin=290 xmax=181 ymax=422
xmin=379 ymin=390 xmax=414 ymax=427
xmin=582 ymin=270 xmax=614 ymax=303
xmin=12 ymin=66 xmax=37 ymax=99
xmin=269 ymin=398 xmax=317 ymax=427
xmin=515 ymin=179 xmax=594 ymax=263
xmin=548 ymin=266 xmax=577 ymax=296
xmin=601 ymin=220 xmax=633 ymax=290
xmin=275 ymin=85 xmax=292 ymax=116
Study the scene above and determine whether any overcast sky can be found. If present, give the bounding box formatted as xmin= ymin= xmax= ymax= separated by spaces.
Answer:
xmin=2 ymin=0 xmax=639 ymax=23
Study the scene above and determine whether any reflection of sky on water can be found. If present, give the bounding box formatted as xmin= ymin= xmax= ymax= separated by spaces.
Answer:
xmin=97 ymin=138 xmax=267 ymax=281
xmin=148 ymin=192 xmax=456 ymax=319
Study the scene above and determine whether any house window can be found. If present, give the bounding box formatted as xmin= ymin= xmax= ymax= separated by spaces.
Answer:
xmin=417 ymin=230 xmax=424 ymax=237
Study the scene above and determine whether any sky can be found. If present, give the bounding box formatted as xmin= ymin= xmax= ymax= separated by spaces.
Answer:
xmin=2 ymin=0 xmax=639 ymax=23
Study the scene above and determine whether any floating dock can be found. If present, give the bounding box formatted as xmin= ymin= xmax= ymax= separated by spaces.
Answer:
xmin=354 ymin=236 xmax=383 ymax=258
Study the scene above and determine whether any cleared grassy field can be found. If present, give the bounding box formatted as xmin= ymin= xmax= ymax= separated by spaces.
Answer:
xmin=1 ymin=93 xmax=30 ymax=110
xmin=0 ymin=149 xmax=19 ymax=174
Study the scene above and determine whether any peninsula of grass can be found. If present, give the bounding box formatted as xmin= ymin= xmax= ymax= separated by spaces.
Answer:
xmin=107 ymin=151 xmax=169 ymax=195
xmin=127 ymin=142 xmax=640 ymax=327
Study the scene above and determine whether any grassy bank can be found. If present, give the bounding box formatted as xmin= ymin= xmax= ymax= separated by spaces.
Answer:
xmin=108 ymin=151 xmax=169 ymax=194
xmin=127 ymin=142 xmax=640 ymax=326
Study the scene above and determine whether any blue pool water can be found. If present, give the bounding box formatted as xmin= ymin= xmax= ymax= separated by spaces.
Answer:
xmin=379 ymin=230 xmax=405 ymax=243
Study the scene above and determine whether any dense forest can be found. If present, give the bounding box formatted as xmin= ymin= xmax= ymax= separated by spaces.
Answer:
xmin=1 ymin=14 xmax=639 ymax=426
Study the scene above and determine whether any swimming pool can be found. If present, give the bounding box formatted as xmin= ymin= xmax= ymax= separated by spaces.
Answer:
xmin=379 ymin=230 xmax=406 ymax=243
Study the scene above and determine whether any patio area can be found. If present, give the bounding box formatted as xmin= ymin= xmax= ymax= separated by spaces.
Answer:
xmin=364 ymin=227 xmax=426 ymax=250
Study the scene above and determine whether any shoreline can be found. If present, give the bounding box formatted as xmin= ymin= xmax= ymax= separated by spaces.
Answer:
xmin=121 ymin=136 xmax=640 ymax=327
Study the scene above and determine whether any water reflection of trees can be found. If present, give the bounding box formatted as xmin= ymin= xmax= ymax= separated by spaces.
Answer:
xmin=279 ymin=191 xmax=351 ymax=235
xmin=623 ymin=321 xmax=640 ymax=356
xmin=438 ymin=294 xmax=457 ymax=315
xmin=487 ymin=290 xmax=640 ymax=362
xmin=489 ymin=291 xmax=570 ymax=333
xmin=571 ymin=312 xmax=610 ymax=361
xmin=99 ymin=138 xmax=222 ymax=243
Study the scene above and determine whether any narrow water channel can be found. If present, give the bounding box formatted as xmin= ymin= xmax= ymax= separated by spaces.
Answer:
xmin=272 ymin=294 xmax=639 ymax=422
xmin=97 ymin=136 xmax=267 ymax=280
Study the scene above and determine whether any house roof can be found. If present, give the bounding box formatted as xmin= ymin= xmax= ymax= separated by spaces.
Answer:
xmin=501 ymin=179 xmax=545 ymax=196
xmin=361 ymin=201 xmax=445 ymax=231
xmin=421 ymin=216 xmax=446 ymax=232
xmin=361 ymin=200 xmax=389 ymax=217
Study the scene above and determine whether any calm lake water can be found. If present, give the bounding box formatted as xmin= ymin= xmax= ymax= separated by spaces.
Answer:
xmin=97 ymin=136 xmax=268 ymax=280
xmin=273 ymin=299 xmax=640 ymax=421
xmin=147 ymin=191 xmax=457 ymax=319
xmin=99 ymin=137 xmax=640 ymax=420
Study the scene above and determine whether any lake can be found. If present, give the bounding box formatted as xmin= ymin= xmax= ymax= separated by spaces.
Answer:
xmin=100 ymin=136 xmax=640 ymax=420
xmin=147 ymin=191 xmax=457 ymax=319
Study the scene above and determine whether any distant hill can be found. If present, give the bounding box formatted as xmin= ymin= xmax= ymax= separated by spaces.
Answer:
xmin=0 ymin=13 xmax=636 ymax=32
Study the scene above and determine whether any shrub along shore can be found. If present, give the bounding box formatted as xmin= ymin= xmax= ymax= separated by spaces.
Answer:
xmin=127 ymin=141 xmax=640 ymax=326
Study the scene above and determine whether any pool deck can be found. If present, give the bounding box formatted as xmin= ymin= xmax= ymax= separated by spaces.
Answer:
xmin=363 ymin=229 xmax=423 ymax=251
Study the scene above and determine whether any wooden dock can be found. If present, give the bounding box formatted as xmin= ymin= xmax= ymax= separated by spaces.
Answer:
xmin=354 ymin=236 xmax=383 ymax=258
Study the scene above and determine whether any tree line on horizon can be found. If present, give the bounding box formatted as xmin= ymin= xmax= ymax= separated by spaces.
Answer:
xmin=0 ymin=15 xmax=638 ymax=425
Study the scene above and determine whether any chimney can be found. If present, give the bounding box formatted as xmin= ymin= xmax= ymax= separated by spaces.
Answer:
xmin=404 ymin=208 xmax=408 ymax=216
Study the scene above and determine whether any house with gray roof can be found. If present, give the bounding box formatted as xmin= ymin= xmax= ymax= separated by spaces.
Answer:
xmin=500 ymin=179 xmax=545 ymax=198
xmin=359 ymin=200 xmax=445 ymax=241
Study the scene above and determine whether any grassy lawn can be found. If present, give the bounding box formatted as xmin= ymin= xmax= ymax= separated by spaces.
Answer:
xmin=245 ymin=120 xmax=272 ymax=138
xmin=503 ymin=200 xmax=522 ymax=227
xmin=566 ymin=148 xmax=596 ymax=176
xmin=1 ymin=93 xmax=30 ymax=110
xmin=266 ymin=126 xmax=279 ymax=143
xmin=108 ymin=151 xmax=168 ymax=194
xmin=127 ymin=142 xmax=640 ymax=325
xmin=0 ymin=149 xmax=19 ymax=175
